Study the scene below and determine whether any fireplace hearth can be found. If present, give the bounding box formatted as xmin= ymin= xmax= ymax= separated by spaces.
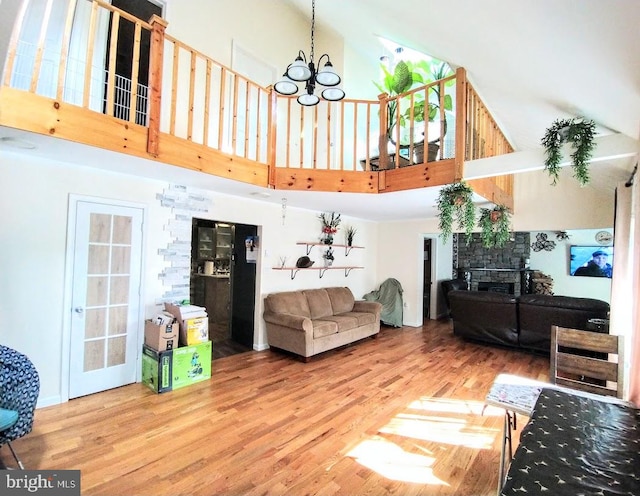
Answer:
xmin=478 ymin=281 xmax=515 ymax=294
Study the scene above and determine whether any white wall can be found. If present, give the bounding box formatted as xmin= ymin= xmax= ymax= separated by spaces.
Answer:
xmin=0 ymin=149 xmax=377 ymax=407
xmin=529 ymin=229 xmax=612 ymax=302
xmin=512 ymin=168 xmax=616 ymax=230
xmin=165 ymin=0 xmax=345 ymax=90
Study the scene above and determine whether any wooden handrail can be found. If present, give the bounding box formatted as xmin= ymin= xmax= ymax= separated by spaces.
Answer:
xmin=0 ymin=0 xmax=515 ymax=203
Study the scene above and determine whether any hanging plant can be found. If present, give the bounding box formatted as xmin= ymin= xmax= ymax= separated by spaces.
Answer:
xmin=436 ymin=181 xmax=476 ymax=243
xmin=541 ymin=118 xmax=596 ymax=186
xmin=478 ymin=204 xmax=512 ymax=248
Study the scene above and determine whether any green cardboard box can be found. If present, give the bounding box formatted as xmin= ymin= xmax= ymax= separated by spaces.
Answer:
xmin=172 ymin=341 xmax=212 ymax=390
xmin=141 ymin=345 xmax=173 ymax=393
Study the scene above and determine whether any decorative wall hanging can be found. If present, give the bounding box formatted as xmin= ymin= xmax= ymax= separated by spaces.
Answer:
xmin=531 ymin=232 xmax=556 ymax=252
xmin=555 ymin=231 xmax=570 ymax=241
xmin=541 ymin=117 xmax=596 ymax=186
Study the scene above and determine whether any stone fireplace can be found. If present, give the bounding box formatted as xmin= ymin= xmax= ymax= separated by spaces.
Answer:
xmin=453 ymin=232 xmax=532 ymax=295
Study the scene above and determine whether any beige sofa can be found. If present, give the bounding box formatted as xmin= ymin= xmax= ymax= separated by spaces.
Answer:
xmin=263 ymin=287 xmax=382 ymax=361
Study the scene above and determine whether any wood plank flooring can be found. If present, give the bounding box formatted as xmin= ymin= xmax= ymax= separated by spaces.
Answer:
xmin=1 ymin=320 xmax=549 ymax=495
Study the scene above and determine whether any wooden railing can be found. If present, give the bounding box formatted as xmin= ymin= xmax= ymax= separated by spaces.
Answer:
xmin=1 ymin=0 xmax=514 ymax=202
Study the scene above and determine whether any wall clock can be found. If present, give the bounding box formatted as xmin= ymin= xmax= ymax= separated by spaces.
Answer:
xmin=595 ymin=230 xmax=613 ymax=245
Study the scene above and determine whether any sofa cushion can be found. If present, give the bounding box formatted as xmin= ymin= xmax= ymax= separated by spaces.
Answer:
xmin=518 ymin=294 xmax=610 ymax=352
xmin=448 ymin=290 xmax=519 ymax=347
xmin=325 ymin=287 xmax=355 ymax=314
xmin=341 ymin=311 xmax=376 ymax=327
xmin=303 ymin=289 xmax=334 ymax=319
xmin=312 ymin=320 xmax=338 ymax=338
xmin=265 ymin=291 xmax=311 ymax=318
xmin=320 ymin=315 xmax=359 ymax=333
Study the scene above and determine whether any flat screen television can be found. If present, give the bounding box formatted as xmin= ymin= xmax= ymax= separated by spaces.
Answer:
xmin=569 ymin=245 xmax=613 ymax=278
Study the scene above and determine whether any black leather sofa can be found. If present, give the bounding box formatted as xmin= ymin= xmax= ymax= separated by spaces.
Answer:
xmin=448 ymin=290 xmax=610 ymax=353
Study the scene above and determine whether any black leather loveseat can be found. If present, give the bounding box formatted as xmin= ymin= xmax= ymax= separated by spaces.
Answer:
xmin=448 ymin=290 xmax=610 ymax=353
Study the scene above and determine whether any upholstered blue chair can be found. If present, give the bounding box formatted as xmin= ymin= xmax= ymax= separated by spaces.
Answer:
xmin=0 ymin=345 xmax=40 ymax=469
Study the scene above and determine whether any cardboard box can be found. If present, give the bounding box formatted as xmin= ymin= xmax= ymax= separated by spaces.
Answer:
xmin=141 ymin=345 xmax=173 ymax=393
xmin=144 ymin=319 xmax=179 ymax=352
xmin=172 ymin=341 xmax=212 ymax=390
xmin=164 ymin=303 xmax=209 ymax=346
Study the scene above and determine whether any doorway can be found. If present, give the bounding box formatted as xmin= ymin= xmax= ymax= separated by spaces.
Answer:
xmin=191 ymin=218 xmax=257 ymax=359
xmin=106 ymin=0 xmax=163 ymax=124
xmin=67 ymin=196 xmax=145 ymax=399
xmin=423 ymin=238 xmax=432 ymax=320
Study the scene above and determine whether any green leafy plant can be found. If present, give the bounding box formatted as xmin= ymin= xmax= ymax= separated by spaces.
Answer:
xmin=437 ymin=181 xmax=476 ymax=243
xmin=541 ymin=118 xmax=597 ymax=186
xmin=373 ymin=60 xmax=415 ymax=144
xmin=402 ymin=61 xmax=454 ymax=132
xmin=374 ymin=60 xmax=454 ymax=148
xmin=478 ymin=204 xmax=512 ymax=248
xmin=344 ymin=226 xmax=357 ymax=246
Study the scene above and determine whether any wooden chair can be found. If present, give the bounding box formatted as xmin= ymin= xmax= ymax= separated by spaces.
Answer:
xmin=550 ymin=325 xmax=624 ymax=399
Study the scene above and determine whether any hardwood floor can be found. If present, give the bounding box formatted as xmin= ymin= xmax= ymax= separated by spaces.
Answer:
xmin=2 ymin=320 xmax=549 ymax=495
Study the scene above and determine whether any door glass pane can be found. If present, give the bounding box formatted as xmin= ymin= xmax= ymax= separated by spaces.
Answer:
xmin=84 ymin=340 xmax=105 ymax=371
xmin=89 ymin=213 xmax=111 ymax=243
xmin=110 ymin=276 xmax=130 ymax=305
xmin=86 ymin=276 xmax=108 ymax=306
xmin=88 ymin=245 xmax=110 ymax=274
xmin=85 ymin=308 xmax=107 ymax=339
xmin=112 ymin=215 xmax=132 ymax=244
xmin=111 ymin=246 xmax=131 ymax=274
xmin=107 ymin=336 xmax=126 ymax=367
xmin=109 ymin=306 xmax=128 ymax=336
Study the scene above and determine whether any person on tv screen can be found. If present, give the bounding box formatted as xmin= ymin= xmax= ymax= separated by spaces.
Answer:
xmin=573 ymin=250 xmax=613 ymax=277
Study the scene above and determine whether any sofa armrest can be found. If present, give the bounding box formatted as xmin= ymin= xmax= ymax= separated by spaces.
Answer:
xmin=263 ymin=312 xmax=313 ymax=332
xmin=353 ymin=300 xmax=382 ymax=319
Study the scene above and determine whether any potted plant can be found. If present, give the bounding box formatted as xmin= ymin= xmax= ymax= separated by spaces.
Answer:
xmin=322 ymin=247 xmax=335 ymax=267
xmin=344 ymin=226 xmax=357 ymax=247
xmin=478 ymin=204 xmax=512 ymax=248
xmin=374 ymin=60 xmax=453 ymax=162
xmin=436 ymin=181 xmax=476 ymax=243
xmin=373 ymin=60 xmax=416 ymax=147
xmin=403 ymin=61 xmax=454 ymax=162
xmin=318 ymin=212 xmax=341 ymax=245
xmin=541 ymin=117 xmax=596 ymax=186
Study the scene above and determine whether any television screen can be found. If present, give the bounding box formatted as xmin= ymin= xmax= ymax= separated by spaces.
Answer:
xmin=569 ymin=246 xmax=613 ymax=278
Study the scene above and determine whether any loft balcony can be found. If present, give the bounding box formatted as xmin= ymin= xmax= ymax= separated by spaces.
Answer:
xmin=0 ymin=0 xmax=515 ymax=209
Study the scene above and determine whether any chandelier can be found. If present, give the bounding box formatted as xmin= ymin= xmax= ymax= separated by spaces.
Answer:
xmin=274 ymin=0 xmax=345 ymax=106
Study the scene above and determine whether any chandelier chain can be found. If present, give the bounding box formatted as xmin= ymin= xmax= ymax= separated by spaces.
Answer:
xmin=310 ymin=0 xmax=315 ymax=63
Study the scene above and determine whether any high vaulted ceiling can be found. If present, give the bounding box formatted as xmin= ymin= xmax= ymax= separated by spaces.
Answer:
xmin=1 ymin=1 xmax=638 ymax=222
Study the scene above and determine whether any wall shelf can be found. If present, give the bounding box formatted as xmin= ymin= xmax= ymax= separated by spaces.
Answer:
xmin=272 ymin=266 xmax=364 ymax=280
xmin=296 ymin=242 xmax=364 ymax=256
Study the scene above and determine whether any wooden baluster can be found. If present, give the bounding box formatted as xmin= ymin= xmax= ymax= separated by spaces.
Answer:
xmin=454 ymin=67 xmax=467 ymax=181
xmin=187 ymin=50 xmax=196 ymax=140
xmin=146 ymin=14 xmax=167 ymax=157
xmin=128 ymin=21 xmax=142 ymax=123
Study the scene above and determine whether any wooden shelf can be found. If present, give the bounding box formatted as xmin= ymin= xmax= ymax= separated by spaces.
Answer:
xmin=272 ymin=266 xmax=364 ymax=280
xmin=296 ymin=242 xmax=364 ymax=256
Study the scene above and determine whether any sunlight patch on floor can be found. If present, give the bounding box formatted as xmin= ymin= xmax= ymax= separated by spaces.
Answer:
xmin=380 ymin=414 xmax=496 ymax=449
xmin=346 ymin=396 xmax=502 ymax=484
xmin=346 ymin=436 xmax=449 ymax=485
xmin=408 ymin=397 xmax=503 ymax=416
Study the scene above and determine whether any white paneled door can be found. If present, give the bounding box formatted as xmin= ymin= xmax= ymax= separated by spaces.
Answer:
xmin=69 ymin=199 xmax=144 ymax=399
